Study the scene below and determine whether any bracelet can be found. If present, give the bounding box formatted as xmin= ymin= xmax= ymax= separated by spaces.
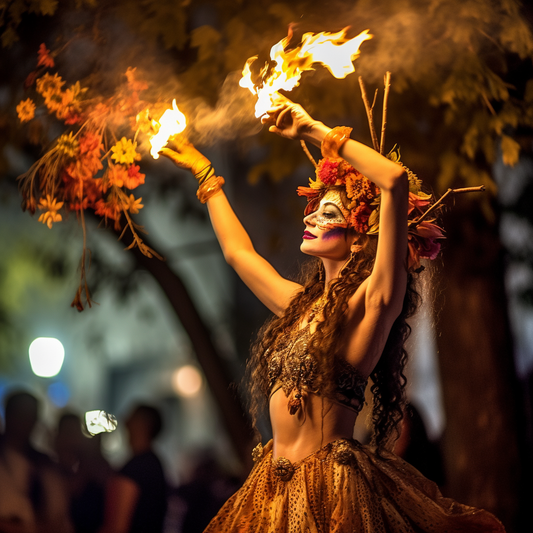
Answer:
xmin=196 ymin=176 xmax=225 ymax=204
xmin=194 ymin=164 xmax=215 ymax=185
xmin=321 ymin=126 xmax=353 ymax=159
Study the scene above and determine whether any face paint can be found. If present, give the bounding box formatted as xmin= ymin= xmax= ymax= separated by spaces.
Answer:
xmin=305 ymin=190 xmax=348 ymax=231
xmin=322 ymin=226 xmax=347 ymax=240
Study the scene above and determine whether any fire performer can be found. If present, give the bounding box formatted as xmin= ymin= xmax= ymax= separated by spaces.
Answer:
xmin=159 ymin=99 xmax=505 ymax=532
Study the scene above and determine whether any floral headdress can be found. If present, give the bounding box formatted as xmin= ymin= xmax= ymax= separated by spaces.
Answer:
xmin=297 ymin=129 xmax=444 ymax=271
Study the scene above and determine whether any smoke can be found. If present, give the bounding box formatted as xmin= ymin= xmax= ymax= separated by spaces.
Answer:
xmin=188 ymin=71 xmax=263 ymax=146
xmin=56 ymin=13 xmax=264 ymax=148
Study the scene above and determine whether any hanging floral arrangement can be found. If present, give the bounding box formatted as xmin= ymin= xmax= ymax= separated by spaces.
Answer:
xmin=16 ymin=44 xmax=167 ymax=311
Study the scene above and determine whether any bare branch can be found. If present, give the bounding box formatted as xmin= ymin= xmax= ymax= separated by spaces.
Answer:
xmin=410 ymin=186 xmax=486 ymax=228
xmin=300 ymin=140 xmax=318 ymax=167
xmin=380 ymin=72 xmax=391 ymax=155
xmin=358 ymin=76 xmax=380 ymax=151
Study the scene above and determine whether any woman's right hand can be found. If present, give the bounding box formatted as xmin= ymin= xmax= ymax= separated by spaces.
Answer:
xmin=262 ymin=97 xmax=318 ymax=141
xmin=159 ymin=137 xmax=211 ymax=177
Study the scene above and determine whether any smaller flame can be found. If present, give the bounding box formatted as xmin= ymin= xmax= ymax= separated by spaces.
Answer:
xmin=149 ymin=99 xmax=187 ymax=159
xmin=240 ymin=27 xmax=372 ymax=118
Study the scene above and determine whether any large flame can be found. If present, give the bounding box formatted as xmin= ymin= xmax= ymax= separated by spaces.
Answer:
xmin=240 ymin=27 xmax=372 ymax=118
xmin=149 ymin=99 xmax=187 ymax=159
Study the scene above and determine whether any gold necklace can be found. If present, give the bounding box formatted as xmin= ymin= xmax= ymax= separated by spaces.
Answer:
xmin=307 ymin=294 xmax=327 ymax=323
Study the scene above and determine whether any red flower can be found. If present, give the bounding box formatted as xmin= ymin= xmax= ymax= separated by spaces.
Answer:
xmin=123 ymin=165 xmax=145 ymax=189
xmin=37 ymin=44 xmax=55 ymax=68
xmin=69 ymin=198 xmax=89 ymax=211
xmin=95 ymin=199 xmax=122 ymax=229
xmin=317 ymin=159 xmax=341 ymax=185
xmin=63 ymin=112 xmax=83 ymax=125
xmin=350 ymin=202 xmax=373 ymax=233
xmin=79 ymin=132 xmax=103 ymax=155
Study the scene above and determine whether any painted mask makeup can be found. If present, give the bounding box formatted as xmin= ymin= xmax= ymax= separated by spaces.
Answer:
xmin=307 ymin=189 xmax=349 ymax=231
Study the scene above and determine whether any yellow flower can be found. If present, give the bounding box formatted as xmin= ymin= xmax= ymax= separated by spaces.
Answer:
xmin=57 ymin=132 xmax=79 ymax=158
xmin=16 ymin=98 xmax=36 ymax=122
xmin=45 ymin=91 xmax=64 ymax=114
xmin=123 ymin=194 xmax=143 ymax=214
xmin=36 ymin=72 xmax=65 ymax=99
xmin=38 ymin=195 xmax=64 ymax=229
xmin=111 ymin=137 xmax=141 ymax=165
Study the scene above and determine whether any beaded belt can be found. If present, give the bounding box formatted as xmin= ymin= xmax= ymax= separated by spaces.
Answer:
xmin=252 ymin=439 xmax=358 ymax=482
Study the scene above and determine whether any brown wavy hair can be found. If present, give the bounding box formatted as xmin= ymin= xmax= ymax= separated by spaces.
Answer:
xmin=244 ymin=232 xmax=422 ymax=451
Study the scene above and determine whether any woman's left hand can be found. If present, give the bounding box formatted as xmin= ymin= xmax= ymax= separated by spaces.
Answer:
xmin=262 ymin=97 xmax=317 ymax=140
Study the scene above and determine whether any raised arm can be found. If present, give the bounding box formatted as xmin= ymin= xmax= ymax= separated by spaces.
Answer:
xmin=159 ymin=139 xmax=301 ymax=316
xmin=266 ymin=100 xmax=408 ymax=371
xmin=304 ymin=121 xmax=408 ymax=316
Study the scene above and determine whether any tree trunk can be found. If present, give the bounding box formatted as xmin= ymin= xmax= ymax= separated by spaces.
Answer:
xmin=434 ymin=199 xmax=524 ymax=531
xmin=119 ymin=228 xmax=254 ymax=468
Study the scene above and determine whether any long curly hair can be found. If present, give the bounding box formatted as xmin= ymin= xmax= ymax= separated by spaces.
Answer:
xmin=244 ymin=232 xmax=422 ymax=451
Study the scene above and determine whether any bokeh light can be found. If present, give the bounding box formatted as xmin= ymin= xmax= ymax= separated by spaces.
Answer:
xmin=29 ymin=337 xmax=65 ymax=377
xmin=47 ymin=381 xmax=71 ymax=408
xmin=172 ymin=365 xmax=203 ymax=397
xmin=85 ymin=410 xmax=118 ymax=436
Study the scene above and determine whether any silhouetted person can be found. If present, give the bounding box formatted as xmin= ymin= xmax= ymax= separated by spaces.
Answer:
xmin=0 ymin=391 xmax=72 ymax=533
xmin=98 ymin=405 xmax=167 ymax=533
xmin=173 ymin=451 xmax=240 ymax=533
xmin=55 ymin=413 xmax=85 ymax=475
xmin=54 ymin=413 xmax=112 ymax=533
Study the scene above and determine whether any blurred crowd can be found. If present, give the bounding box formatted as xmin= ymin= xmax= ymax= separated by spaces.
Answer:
xmin=0 ymin=390 xmax=444 ymax=533
xmin=0 ymin=390 xmax=240 ymax=533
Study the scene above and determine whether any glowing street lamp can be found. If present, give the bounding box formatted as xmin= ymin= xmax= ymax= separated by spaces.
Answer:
xmin=29 ymin=337 xmax=65 ymax=378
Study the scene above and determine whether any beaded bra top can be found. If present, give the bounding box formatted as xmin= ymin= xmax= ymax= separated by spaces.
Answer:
xmin=267 ymin=324 xmax=368 ymax=416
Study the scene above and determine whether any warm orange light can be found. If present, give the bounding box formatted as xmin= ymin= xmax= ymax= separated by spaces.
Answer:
xmin=149 ymin=99 xmax=187 ymax=159
xmin=240 ymin=28 xmax=372 ymax=118
xmin=171 ymin=365 xmax=203 ymax=398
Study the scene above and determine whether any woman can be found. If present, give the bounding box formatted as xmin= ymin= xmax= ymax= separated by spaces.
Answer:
xmin=160 ymin=100 xmax=505 ymax=532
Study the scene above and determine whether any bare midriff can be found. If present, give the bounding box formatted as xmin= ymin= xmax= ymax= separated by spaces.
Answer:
xmin=269 ymin=387 xmax=358 ymax=462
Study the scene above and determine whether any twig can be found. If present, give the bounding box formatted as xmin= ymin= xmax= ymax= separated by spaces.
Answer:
xmin=409 ymin=185 xmax=486 ymax=228
xmin=300 ymin=140 xmax=317 ymax=168
xmin=481 ymin=92 xmax=496 ymax=116
xmin=371 ymin=88 xmax=378 ymax=110
xmin=72 ymin=208 xmax=94 ymax=311
xmin=380 ymin=72 xmax=391 ymax=155
xmin=358 ymin=76 xmax=380 ymax=151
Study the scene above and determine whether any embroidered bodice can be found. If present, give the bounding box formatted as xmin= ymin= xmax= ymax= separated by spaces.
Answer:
xmin=267 ymin=325 xmax=368 ymax=415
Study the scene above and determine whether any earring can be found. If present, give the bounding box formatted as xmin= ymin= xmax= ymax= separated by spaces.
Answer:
xmin=340 ymin=253 xmax=354 ymax=276
xmin=318 ymin=261 xmax=324 ymax=282
xmin=340 ymin=244 xmax=362 ymax=276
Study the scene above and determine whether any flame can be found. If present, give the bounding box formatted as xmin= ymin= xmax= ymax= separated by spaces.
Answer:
xmin=149 ymin=99 xmax=187 ymax=159
xmin=240 ymin=27 xmax=372 ymax=118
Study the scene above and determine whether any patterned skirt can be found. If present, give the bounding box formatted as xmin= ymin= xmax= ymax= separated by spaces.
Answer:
xmin=203 ymin=439 xmax=505 ymax=533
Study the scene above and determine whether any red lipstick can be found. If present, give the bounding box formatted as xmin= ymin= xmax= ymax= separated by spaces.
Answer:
xmin=302 ymin=231 xmax=317 ymax=240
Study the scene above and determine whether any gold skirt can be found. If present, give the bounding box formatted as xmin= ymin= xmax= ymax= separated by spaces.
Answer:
xmin=203 ymin=439 xmax=505 ymax=533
